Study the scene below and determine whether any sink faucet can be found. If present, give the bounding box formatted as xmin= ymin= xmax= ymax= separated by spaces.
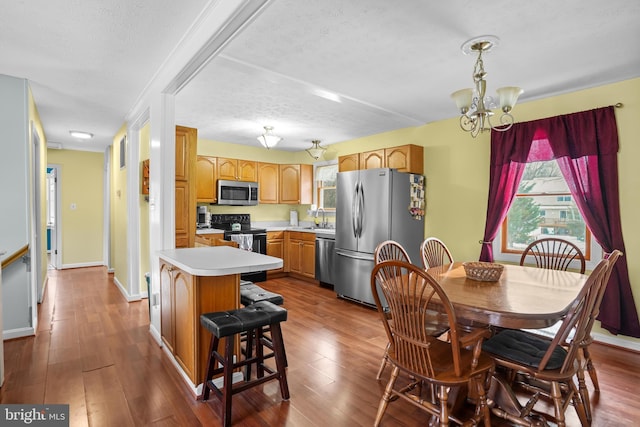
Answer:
xmin=316 ymin=207 xmax=327 ymax=228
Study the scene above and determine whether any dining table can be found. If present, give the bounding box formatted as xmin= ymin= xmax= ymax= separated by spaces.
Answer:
xmin=425 ymin=261 xmax=590 ymax=425
xmin=426 ymin=262 xmax=589 ymax=329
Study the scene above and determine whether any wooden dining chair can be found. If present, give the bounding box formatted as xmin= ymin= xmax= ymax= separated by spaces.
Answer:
xmin=482 ymin=257 xmax=610 ymax=427
xmin=420 ymin=237 xmax=454 ymax=269
xmin=371 ymin=260 xmax=494 ymax=427
xmin=375 ymin=240 xmax=411 ymax=264
xmin=519 ymin=237 xmax=586 ymax=273
xmin=576 ymin=249 xmax=622 ymax=420
xmin=373 ymin=240 xmax=411 ymax=380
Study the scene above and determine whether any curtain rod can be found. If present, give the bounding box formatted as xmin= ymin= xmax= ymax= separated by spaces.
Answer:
xmin=614 ymin=103 xmax=623 ymax=108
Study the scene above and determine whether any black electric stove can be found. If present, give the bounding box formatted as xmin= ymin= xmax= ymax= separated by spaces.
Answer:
xmin=210 ymin=214 xmax=267 ymax=282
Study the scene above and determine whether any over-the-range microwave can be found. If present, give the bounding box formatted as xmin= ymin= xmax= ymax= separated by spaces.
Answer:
xmin=217 ymin=179 xmax=259 ymax=206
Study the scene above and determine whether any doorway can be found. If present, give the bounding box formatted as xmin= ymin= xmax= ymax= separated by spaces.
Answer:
xmin=46 ymin=165 xmax=61 ymax=271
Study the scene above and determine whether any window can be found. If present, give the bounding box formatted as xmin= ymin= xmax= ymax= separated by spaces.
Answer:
xmin=313 ymin=161 xmax=338 ymax=210
xmin=495 ymin=159 xmax=601 ymax=266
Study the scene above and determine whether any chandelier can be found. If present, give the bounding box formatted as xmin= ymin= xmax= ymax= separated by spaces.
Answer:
xmin=257 ymin=126 xmax=282 ymax=149
xmin=451 ymin=36 xmax=523 ymax=138
xmin=306 ymin=140 xmax=326 ymax=160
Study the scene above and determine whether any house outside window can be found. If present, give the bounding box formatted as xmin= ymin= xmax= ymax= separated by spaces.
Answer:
xmin=494 ymin=159 xmax=602 ymax=268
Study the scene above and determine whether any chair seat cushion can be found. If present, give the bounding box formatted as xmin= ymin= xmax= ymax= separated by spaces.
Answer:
xmin=240 ymin=284 xmax=284 ymax=306
xmin=482 ymin=329 xmax=567 ymax=370
xmin=200 ymin=301 xmax=287 ymax=338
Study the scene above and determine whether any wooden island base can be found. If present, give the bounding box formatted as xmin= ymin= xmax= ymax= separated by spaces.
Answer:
xmin=157 ymin=246 xmax=283 ymax=392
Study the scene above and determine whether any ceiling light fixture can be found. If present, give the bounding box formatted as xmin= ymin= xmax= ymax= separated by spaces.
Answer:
xmin=69 ymin=130 xmax=94 ymax=139
xmin=451 ymin=35 xmax=523 ymax=138
xmin=306 ymin=140 xmax=326 ymax=160
xmin=256 ymin=126 xmax=282 ymax=149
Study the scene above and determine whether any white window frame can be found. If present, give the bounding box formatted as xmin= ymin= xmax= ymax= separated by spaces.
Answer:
xmin=492 ymin=211 xmax=602 ymax=271
xmin=312 ymin=160 xmax=338 ymax=214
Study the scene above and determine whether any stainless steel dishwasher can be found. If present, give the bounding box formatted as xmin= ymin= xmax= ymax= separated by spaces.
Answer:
xmin=315 ymin=233 xmax=335 ymax=286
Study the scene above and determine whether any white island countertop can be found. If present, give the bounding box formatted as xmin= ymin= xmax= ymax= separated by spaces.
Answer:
xmin=158 ymin=246 xmax=283 ymax=276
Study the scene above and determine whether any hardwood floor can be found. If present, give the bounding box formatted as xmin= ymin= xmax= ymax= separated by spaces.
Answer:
xmin=1 ymin=266 xmax=639 ymax=426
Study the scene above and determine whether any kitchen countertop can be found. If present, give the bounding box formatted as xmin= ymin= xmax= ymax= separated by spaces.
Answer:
xmin=158 ymin=246 xmax=283 ymax=276
xmin=196 ymin=226 xmax=335 ymax=236
xmin=195 ymin=228 xmax=226 ymax=235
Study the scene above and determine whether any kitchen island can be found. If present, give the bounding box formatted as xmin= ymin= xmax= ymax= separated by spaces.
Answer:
xmin=157 ymin=246 xmax=283 ymax=392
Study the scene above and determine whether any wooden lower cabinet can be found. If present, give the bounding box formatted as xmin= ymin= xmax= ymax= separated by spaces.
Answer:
xmin=175 ymin=181 xmax=190 ymax=248
xmin=286 ymin=231 xmax=315 ymax=280
xmin=194 ymin=233 xmax=224 ymax=247
xmin=267 ymin=231 xmax=285 ymax=277
xmin=159 ymin=259 xmax=240 ymax=385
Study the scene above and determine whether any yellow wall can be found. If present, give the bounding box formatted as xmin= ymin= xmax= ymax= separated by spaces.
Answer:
xmin=111 ymin=125 xmax=128 ymax=290
xmin=332 ymin=77 xmax=640 ymax=344
xmin=46 ymin=149 xmax=104 ymax=266
xmin=139 ymin=123 xmax=150 ymax=293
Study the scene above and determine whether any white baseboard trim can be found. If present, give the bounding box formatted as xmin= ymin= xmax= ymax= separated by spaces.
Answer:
xmin=592 ymin=332 xmax=640 ymax=352
xmin=3 ymin=327 xmax=35 ymax=341
xmin=161 ymin=345 xmax=199 ymax=396
xmin=112 ymin=276 xmax=142 ymax=302
xmin=61 ymin=261 xmax=104 ymax=269
xmin=149 ymin=324 xmax=162 ymax=346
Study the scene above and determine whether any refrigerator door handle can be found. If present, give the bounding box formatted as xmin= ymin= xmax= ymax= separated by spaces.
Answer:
xmin=357 ymin=181 xmax=365 ymax=238
xmin=335 ymin=248 xmax=373 ymax=261
xmin=351 ymin=181 xmax=359 ymax=238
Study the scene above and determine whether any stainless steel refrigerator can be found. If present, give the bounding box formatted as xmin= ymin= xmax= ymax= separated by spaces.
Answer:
xmin=335 ymin=168 xmax=425 ymax=307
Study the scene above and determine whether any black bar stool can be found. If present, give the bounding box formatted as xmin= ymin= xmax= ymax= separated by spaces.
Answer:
xmin=239 ymin=281 xmax=287 ymax=378
xmin=200 ymin=301 xmax=289 ymax=427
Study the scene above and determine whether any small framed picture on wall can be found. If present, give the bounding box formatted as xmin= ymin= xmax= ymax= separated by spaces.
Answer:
xmin=120 ymin=135 xmax=126 ymax=169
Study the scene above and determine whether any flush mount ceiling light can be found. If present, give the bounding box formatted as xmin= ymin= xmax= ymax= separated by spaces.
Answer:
xmin=69 ymin=130 xmax=94 ymax=139
xmin=306 ymin=140 xmax=327 ymax=160
xmin=451 ymin=35 xmax=523 ymax=138
xmin=256 ymin=126 xmax=282 ymax=149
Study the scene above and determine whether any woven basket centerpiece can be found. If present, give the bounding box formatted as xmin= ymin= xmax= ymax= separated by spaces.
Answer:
xmin=463 ymin=262 xmax=504 ymax=282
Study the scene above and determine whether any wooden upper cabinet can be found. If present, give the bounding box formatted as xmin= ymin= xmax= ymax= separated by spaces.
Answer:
xmin=338 ymin=154 xmax=359 ymax=172
xmin=238 ymin=160 xmax=258 ymax=181
xmin=175 ymin=126 xmax=195 ymax=181
xmin=279 ymin=164 xmax=312 ymax=204
xmin=299 ymin=163 xmax=313 ymax=205
xmin=279 ymin=164 xmax=301 ymax=204
xmin=360 ymin=149 xmax=386 ymax=170
xmin=339 ymin=144 xmax=424 ymax=174
xmin=217 ymin=157 xmax=257 ymax=181
xmin=258 ymin=162 xmax=279 ymax=204
xmin=385 ymin=144 xmax=423 ymax=174
xmin=175 ymin=125 xmax=197 ymax=248
xmin=217 ymin=157 xmax=238 ymax=181
xmin=196 ymin=156 xmax=216 ymax=203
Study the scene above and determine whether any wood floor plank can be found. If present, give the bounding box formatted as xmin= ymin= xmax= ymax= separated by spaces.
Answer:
xmin=1 ymin=266 xmax=639 ymax=426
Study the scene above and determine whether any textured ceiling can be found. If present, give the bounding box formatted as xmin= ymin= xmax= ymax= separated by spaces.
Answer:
xmin=2 ymin=1 xmax=639 ymax=152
